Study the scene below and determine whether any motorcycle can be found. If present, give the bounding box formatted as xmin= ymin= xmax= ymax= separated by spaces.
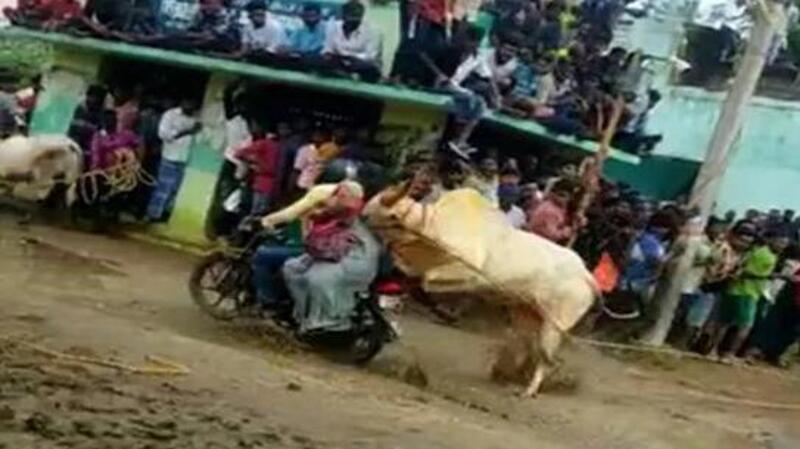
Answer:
xmin=188 ymin=222 xmax=404 ymax=364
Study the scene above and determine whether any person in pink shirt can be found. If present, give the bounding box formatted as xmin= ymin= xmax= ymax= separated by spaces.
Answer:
xmin=89 ymin=110 xmax=141 ymax=171
xmin=291 ymin=128 xmax=331 ymax=192
xmin=527 ymin=180 xmax=576 ymax=245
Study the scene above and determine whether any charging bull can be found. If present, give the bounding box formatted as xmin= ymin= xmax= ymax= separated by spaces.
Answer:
xmin=364 ymin=182 xmax=596 ymax=397
xmin=0 ymin=134 xmax=82 ymax=203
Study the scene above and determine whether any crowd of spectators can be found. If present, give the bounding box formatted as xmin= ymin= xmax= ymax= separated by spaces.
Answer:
xmin=56 ymin=77 xmax=388 ymax=232
xmin=3 ymin=0 xmax=797 ymax=363
xmin=3 ymin=0 xmax=664 ymax=155
xmin=4 ymin=0 xmax=385 ymax=81
xmin=473 ymin=154 xmax=800 ymax=366
xmin=574 ymin=179 xmax=800 ymax=366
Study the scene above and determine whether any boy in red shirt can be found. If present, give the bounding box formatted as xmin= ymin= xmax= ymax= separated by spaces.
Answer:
xmin=234 ymin=120 xmax=281 ymax=216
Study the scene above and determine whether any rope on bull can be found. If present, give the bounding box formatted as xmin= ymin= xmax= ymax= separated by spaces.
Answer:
xmin=73 ymin=149 xmax=156 ymax=205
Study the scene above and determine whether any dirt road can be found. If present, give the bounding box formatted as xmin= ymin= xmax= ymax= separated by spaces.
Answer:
xmin=1 ymin=215 xmax=799 ymax=449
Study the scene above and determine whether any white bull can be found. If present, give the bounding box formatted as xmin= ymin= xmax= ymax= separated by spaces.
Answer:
xmin=0 ymin=134 xmax=82 ymax=203
xmin=364 ymin=187 xmax=596 ymax=397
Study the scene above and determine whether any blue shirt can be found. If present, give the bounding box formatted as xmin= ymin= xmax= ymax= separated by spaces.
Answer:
xmin=288 ymin=22 xmax=327 ymax=55
xmin=509 ymin=63 xmax=538 ymax=99
xmin=621 ymin=231 xmax=667 ymax=292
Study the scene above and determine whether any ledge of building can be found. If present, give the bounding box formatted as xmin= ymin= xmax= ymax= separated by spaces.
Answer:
xmin=2 ymin=26 xmax=640 ymax=165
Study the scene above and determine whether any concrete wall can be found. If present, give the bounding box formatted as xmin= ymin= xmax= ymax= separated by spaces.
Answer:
xmin=651 ymin=89 xmax=800 ymax=213
xmin=620 ymin=11 xmax=800 ymax=214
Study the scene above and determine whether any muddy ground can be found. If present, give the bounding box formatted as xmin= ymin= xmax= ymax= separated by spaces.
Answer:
xmin=1 ymin=214 xmax=799 ymax=449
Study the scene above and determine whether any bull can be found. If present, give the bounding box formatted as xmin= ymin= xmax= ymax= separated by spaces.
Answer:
xmin=0 ymin=134 xmax=82 ymax=204
xmin=364 ymin=181 xmax=596 ymax=397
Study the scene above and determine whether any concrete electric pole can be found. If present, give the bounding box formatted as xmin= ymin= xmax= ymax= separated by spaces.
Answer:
xmin=640 ymin=0 xmax=783 ymax=346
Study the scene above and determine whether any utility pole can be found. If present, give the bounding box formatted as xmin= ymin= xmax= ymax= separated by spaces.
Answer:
xmin=640 ymin=0 xmax=782 ymax=346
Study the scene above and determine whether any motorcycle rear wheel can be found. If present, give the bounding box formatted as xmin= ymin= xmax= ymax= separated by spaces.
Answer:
xmin=348 ymin=323 xmax=388 ymax=365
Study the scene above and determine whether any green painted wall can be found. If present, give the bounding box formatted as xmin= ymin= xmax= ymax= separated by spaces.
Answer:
xmin=612 ymin=10 xmax=800 ymax=214
xmin=649 ymin=89 xmax=800 ymax=213
xmin=605 ymin=155 xmax=699 ymax=201
xmin=30 ymin=48 xmax=101 ymax=134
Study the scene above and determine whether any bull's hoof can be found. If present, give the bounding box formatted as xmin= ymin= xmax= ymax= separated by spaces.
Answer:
xmin=519 ymin=388 xmax=539 ymax=399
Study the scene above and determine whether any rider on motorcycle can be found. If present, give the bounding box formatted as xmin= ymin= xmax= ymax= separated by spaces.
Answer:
xmin=252 ymin=160 xmax=382 ymax=334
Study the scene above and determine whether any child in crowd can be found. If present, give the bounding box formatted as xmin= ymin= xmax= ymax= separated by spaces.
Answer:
xmin=292 ymin=128 xmax=342 ymax=192
xmin=233 ymin=119 xmax=281 ymax=216
xmin=706 ymin=227 xmax=788 ymax=363
xmin=682 ymin=217 xmax=739 ymax=349
xmin=617 ymin=211 xmax=675 ymax=307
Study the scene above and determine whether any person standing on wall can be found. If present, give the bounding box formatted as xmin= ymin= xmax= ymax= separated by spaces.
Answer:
xmin=391 ymin=0 xmax=450 ymax=86
xmin=147 ymin=97 xmax=202 ymax=223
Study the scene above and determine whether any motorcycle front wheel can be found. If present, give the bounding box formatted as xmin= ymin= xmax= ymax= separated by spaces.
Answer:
xmin=188 ymin=252 xmax=249 ymax=321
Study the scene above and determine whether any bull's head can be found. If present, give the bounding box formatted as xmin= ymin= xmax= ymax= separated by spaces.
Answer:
xmin=0 ymin=135 xmax=83 ymax=201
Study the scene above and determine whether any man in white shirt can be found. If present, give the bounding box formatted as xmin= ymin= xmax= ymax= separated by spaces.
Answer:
xmin=450 ymin=46 xmax=519 ymax=94
xmin=446 ymin=30 xmax=520 ymax=154
xmin=238 ymin=0 xmax=286 ymax=56
xmin=147 ymin=98 xmax=202 ymax=222
xmin=321 ymin=0 xmax=383 ymax=82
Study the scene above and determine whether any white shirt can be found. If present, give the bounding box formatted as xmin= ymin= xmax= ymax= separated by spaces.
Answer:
xmin=323 ymin=21 xmax=383 ymax=64
xmin=241 ymin=14 xmax=286 ymax=53
xmin=158 ymin=107 xmax=199 ymax=163
xmin=693 ymin=0 xmax=747 ymax=32
xmin=223 ymin=115 xmax=252 ymax=179
xmin=504 ymin=205 xmax=527 ymax=229
xmin=451 ymin=49 xmax=519 ymax=87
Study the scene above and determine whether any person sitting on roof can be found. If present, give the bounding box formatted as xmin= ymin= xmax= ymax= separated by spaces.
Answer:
xmin=59 ymin=0 xmax=154 ymax=41
xmin=4 ymin=0 xmax=83 ymax=30
xmin=286 ymin=3 xmax=327 ymax=58
xmin=444 ymin=29 xmax=520 ymax=156
xmin=320 ymin=0 xmax=383 ymax=83
xmin=235 ymin=0 xmax=287 ymax=61
xmin=164 ymin=0 xmax=240 ymax=53
xmin=81 ymin=0 xmax=133 ymax=34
